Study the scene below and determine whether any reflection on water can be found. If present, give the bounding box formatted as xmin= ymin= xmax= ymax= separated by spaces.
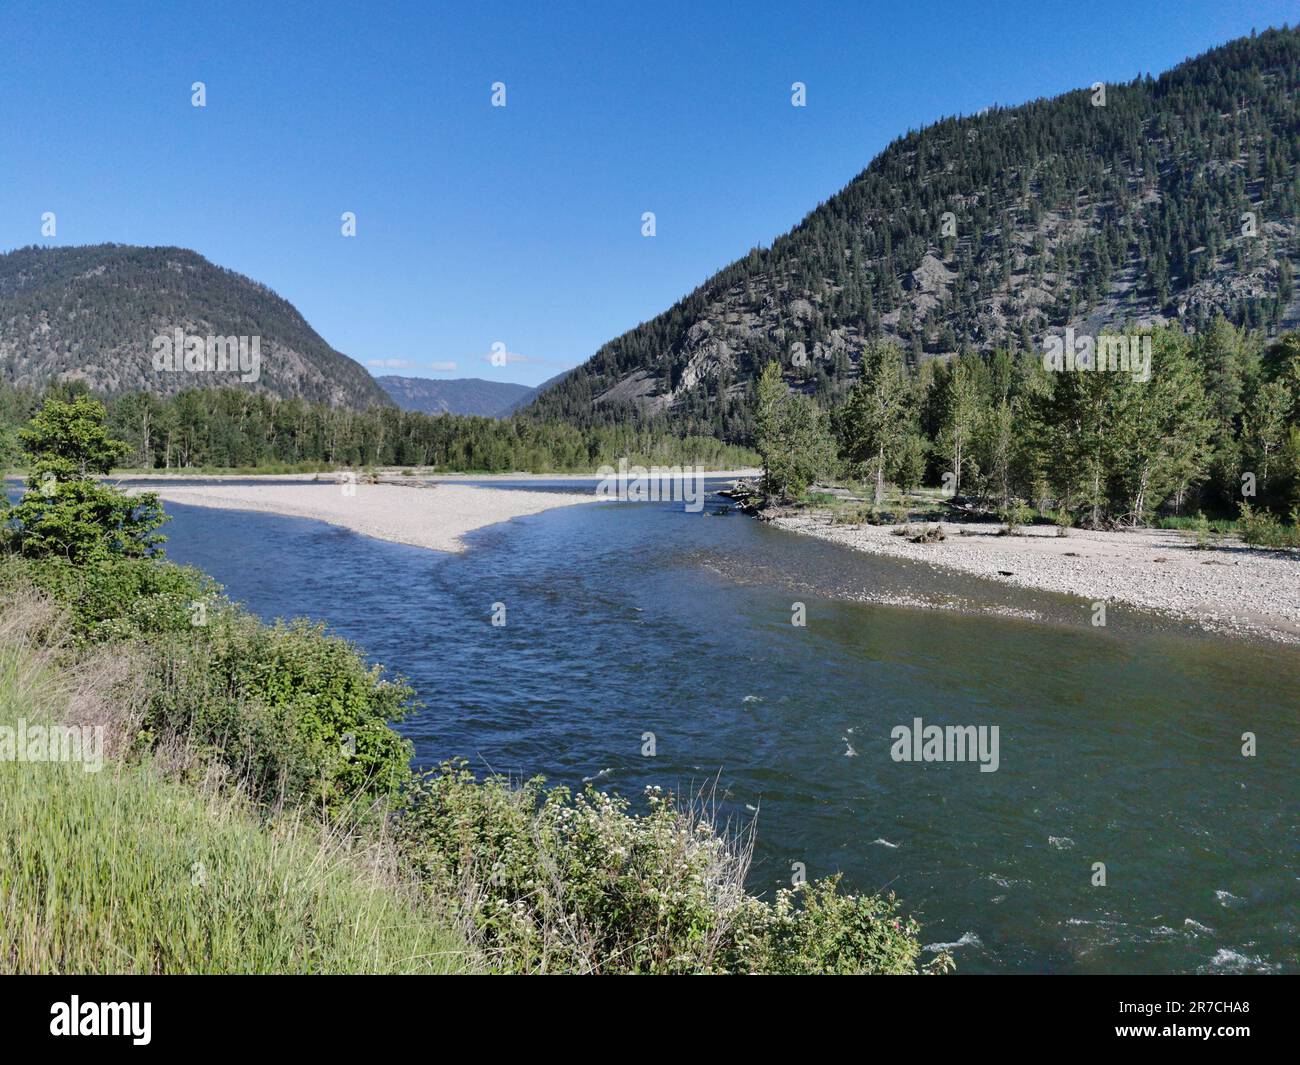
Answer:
xmin=153 ymin=482 xmax=1299 ymax=974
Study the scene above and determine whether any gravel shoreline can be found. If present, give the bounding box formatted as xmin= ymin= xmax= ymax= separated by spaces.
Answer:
xmin=768 ymin=513 xmax=1300 ymax=646
xmin=132 ymin=481 xmax=599 ymax=553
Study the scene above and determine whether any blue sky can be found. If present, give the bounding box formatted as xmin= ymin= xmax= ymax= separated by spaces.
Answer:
xmin=1 ymin=0 xmax=1293 ymax=386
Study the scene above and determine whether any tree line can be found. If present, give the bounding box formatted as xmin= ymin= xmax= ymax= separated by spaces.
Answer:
xmin=0 ymin=380 xmax=756 ymax=473
xmin=530 ymin=27 xmax=1300 ymax=442
xmin=755 ymin=318 xmax=1300 ymax=527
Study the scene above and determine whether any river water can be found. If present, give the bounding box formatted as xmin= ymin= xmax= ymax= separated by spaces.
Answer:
xmin=149 ymin=479 xmax=1298 ymax=974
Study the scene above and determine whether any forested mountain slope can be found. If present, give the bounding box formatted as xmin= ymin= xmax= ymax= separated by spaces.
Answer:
xmin=376 ymin=375 xmax=533 ymax=417
xmin=0 ymin=244 xmax=390 ymax=409
xmin=525 ymin=27 xmax=1300 ymax=442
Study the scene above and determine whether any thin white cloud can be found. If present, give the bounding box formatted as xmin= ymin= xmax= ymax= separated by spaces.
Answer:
xmin=479 ymin=349 xmax=531 ymax=366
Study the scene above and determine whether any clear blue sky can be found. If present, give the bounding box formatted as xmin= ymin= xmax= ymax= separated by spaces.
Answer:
xmin=1 ymin=0 xmax=1293 ymax=386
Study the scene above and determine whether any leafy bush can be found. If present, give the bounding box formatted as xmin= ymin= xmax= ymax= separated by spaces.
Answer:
xmin=142 ymin=612 xmax=415 ymax=813
xmin=998 ymin=500 xmax=1034 ymax=535
xmin=0 ymin=555 xmax=213 ymax=643
xmin=1237 ymin=501 xmax=1300 ymax=549
xmin=832 ymin=504 xmax=872 ymax=525
xmin=1 ymin=554 xmax=413 ymax=814
xmin=1190 ymin=511 xmax=1212 ymax=549
xmin=831 ymin=503 xmax=901 ymax=526
xmin=397 ymin=762 xmax=947 ymax=975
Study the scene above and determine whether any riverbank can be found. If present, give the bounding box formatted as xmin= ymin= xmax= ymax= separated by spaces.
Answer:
xmin=0 ymin=552 xmax=940 ymax=975
xmin=427 ymin=468 xmax=762 ymax=482
xmin=127 ymin=481 xmax=600 ymax=553
xmin=105 ymin=466 xmax=763 ymax=482
xmin=768 ymin=511 xmax=1300 ymax=645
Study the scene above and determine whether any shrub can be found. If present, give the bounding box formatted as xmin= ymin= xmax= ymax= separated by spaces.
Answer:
xmin=743 ymin=875 xmax=946 ymax=975
xmin=832 ymin=503 xmax=874 ymax=525
xmin=0 ymin=555 xmax=214 ymax=643
xmin=1237 ymin=502 xmax=1300 ymax=549
xmin=143 ymin=613 xmax=415 ymax=813
xmin=1191 ymin=511 xmax=1212 ymax=549
xmin=0 ymin=554 xmax=414 ymax=814
xmin=999 ymin=500 xmax=1034 ymax=535
xmin=397 ymin=762 xmax=947 ymax=975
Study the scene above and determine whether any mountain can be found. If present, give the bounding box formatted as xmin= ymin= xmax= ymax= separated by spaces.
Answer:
xmin=0 ymin=244 xmax=391 ymax=409
xmin=499 ymin=369 xmax=572 ymax=416
xmin=525 ymin=27 xmax=1300 ymax=441
xmin=376 ymin=375 xmax=534 ymax=417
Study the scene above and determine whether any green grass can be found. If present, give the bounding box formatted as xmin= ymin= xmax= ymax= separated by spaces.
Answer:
xmin=0 ymin=638 xmax=470 ymax=975
xmin=1157 ymin=514 xmax=1241 ymax=534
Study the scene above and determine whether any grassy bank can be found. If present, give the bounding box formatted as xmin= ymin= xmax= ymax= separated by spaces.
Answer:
xmin=0 ymin=602 xmax=469 ymax=974
xmin=0 ymin=394 xmax=944 ymax=975
xmin=0 ymin=555 xmax=946 ymax=974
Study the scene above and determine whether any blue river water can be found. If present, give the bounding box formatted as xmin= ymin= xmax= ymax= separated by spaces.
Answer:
xmin=141 ymin=479 xmax=1298 ymax=974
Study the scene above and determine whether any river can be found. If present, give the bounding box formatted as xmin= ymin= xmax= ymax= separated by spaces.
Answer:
xmin=150 ymin=478 xmax=1299 ymax=974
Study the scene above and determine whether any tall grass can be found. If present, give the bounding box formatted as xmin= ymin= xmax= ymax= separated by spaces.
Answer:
xmin=0 ymin=567 xmax=944 ymax=976
xmin=0 ymin=603 xmax=470 ymax=975
xmin=1157 ymin=514 xmax=1240 ymax=534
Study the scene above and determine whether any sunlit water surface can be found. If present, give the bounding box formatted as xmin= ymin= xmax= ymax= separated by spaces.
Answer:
xmin=144 ymin=479 xmax=1298 ymax=974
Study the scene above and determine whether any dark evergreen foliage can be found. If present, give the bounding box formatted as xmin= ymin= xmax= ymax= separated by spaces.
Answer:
xmin=526 ymin=28 xmax=1300 ymax=443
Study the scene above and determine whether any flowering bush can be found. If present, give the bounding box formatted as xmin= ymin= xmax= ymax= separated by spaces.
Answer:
xmin=398 ymin=761 xmax=950 ymax=975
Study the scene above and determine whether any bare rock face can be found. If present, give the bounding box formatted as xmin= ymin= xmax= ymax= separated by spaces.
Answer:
xmin=525 ymin=28 xmax=1300 ymax=437
xmin=0 ymin=244 xmax=391 ymax=409
xmin=907 ymin=254 xmax=956 ymax=319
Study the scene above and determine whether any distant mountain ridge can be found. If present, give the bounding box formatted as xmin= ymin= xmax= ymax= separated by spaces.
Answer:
xmin=524 ymin=27 xmax=1300 ymax=441
xmin=0 ymin=244 xmax=391 ymax=409
xmin=376 ymin=375 xmax=534 ymax=417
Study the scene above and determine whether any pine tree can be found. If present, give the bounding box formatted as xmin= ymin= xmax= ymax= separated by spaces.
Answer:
xmin=838 ymin=342 xmax=912 ymax=503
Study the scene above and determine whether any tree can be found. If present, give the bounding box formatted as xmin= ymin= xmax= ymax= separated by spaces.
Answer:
xmin=1032 ymin=355 xmax=1127 ymax=527
xmin=1112 ymin=329 xmax=1213 ymax=525
xmin=1242 ymin=379 xmax=1292 ymax=504
xmin=838 ymin=342 xmax=912 ymax=503
xmin=769 ymin=395 xmax=837 ymax=500
xmin=19 ymin=392 xmax=131 ymax=480
xmin=754 ymin=362 xmax=787 ymax=498
xmin=892 ymin=433 xmax=928 ymax=494
xmin=4 ymin=395 xmax=168 ymax=562
xmin=753 ymin=363 xmax=835 ymax=500
xmin=974 ymin=398 xmax=1017 ymax=509
xmin=936 ymin=357 xmax=980 ymax=494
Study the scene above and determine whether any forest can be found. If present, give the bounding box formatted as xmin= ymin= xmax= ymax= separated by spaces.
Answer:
xmin=755 ymin=318 xmax=1300 ymax=528
xmin=527 ymin=28 xmax=1300 ymax=443
xmin=0 ymin=378 xmax=756 ymax=474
